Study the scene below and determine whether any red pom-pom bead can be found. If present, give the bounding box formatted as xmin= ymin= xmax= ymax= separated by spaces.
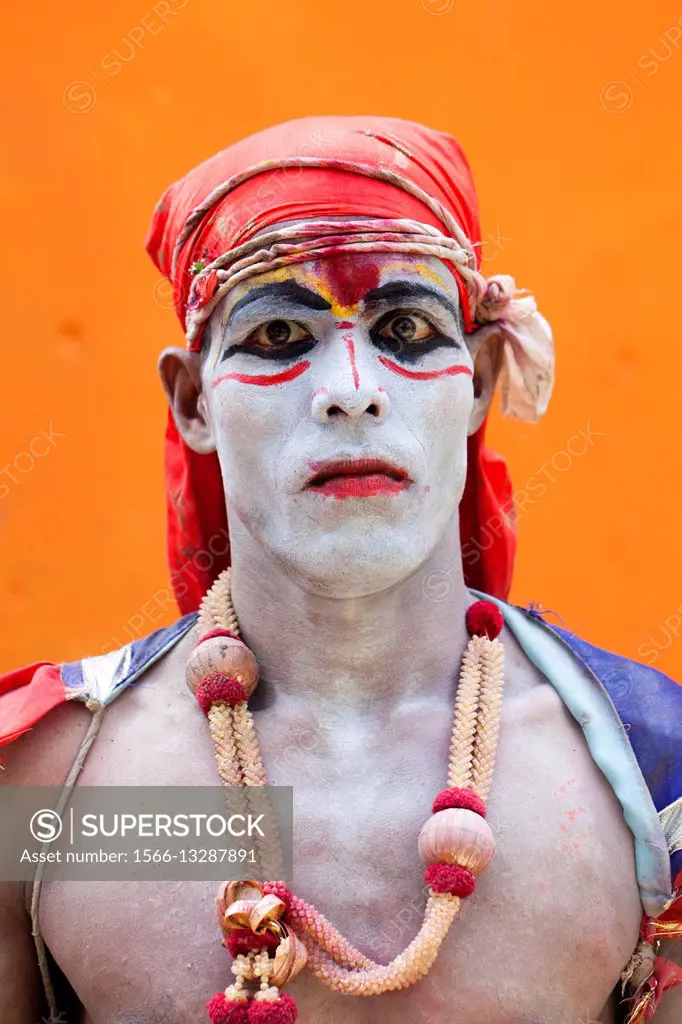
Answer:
xmin=247 ymin=993 xmax=298 ymax=1023
xmin=432 ymin=787 xmax=486 ymax=818
xmin=465 ymin=600 xmax=503 ymax=640
xmin=261 ymin=881 xmax=293 ymax=911
xmin=197 ymin=628 xmax=240 ymax=645
xmin=225 ymin=929 xmax=279 ymax=956
xmin=424 ymin=862 xmax=477 ymax=898
xmin=195 ymin=673 xmax=248 ymax=714
xmin=206 ymin=993 xmax=250 ymax=1023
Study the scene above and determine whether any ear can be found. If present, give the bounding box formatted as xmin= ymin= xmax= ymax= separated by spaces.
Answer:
xmin=158 ymin=346 xmax=216 ymax=454
xmin=467 ymin=326 xmax=504 ymax=436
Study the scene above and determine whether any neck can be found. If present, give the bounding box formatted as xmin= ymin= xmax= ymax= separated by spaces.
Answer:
xmin=228 ymin=521 xmax=476 ymax=715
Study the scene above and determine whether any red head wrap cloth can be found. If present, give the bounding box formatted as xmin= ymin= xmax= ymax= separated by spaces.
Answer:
xmin=146 ymin=116 xmax=516 ymax=611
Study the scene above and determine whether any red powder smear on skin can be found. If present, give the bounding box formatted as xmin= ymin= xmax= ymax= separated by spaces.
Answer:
xmin=573 ymin=833 xmax=588 ymax=856
xmin=335 ymin=320 xmax=355 ymax=329
xmin=565 ymin=807 xmax=585 ymax=823
xmin=378 ymin=356 xmax=473 ymax=381
xmin=325 ymin=252 xmax=381 ymax=310
xmin=343 ymin=335 xmax=360 ymax=390
xmin=212 ymin=361 xmax=310 ymax=388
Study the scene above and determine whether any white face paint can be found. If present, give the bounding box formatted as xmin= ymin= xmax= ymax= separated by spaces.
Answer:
xmin=201 ymin=251 xmax=476 ymax=598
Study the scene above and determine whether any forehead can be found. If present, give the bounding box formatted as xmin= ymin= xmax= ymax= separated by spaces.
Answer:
xmin=217 ymin=251 xmax=458 ymax=322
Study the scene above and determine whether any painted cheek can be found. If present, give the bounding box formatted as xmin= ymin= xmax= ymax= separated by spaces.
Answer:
xmin=212 ymin=361 xmax=311 ymax=388
xmin=377 ymin=356 xmax=473 ymax=381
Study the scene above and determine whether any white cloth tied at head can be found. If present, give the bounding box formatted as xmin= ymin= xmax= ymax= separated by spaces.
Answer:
xmin=470 ymin=273 xmax=554 ymax=423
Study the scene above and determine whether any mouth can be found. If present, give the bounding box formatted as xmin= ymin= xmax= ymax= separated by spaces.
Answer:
xmin=305 ymin=458 xmax=412 ymax=499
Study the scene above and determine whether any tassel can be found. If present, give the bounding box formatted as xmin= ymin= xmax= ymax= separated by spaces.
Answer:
xmin=206 ymin=992 xmax=250 ymax=1023
xmin=624 ymin=988 xmax=656 ymax=1024
xmin=247 ymin=992 xmax=298 ymax=1023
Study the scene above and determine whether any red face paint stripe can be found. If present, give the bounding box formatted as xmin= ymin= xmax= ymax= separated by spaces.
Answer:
xmin=344 ymin=335 xmax=360 ymax=390
xmin=335 ymin=321 xmax=355 ymax=329
xmin=378 ymin=356 xmax=473 ymax=381
xmin=212 ymin=361 xmax=311 ymax=388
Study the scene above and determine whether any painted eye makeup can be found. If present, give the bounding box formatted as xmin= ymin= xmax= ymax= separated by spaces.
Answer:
xmin=222 ymin=319 xmax=317 ymax=362
xmin=370 ymin=308 xmax=460 ymax=363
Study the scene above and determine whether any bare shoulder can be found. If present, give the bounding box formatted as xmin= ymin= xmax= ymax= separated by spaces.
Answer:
xmin=498 ymin=617 xmax=565 ymax=705
xmin=0 ymin=621 xmax=200 ymax=788
xmin=0 ymin=700 xmax=94 ymax=788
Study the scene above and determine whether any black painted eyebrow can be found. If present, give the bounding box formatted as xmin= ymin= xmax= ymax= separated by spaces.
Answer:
xmin=362 ymin=281 xmax=458 ymax=319
xmin=224 ymin=280 xmax=332 ymax=326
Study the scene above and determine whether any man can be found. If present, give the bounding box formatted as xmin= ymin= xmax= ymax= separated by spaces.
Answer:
xmin=0 ymin=116 xmax=680 ymax=1024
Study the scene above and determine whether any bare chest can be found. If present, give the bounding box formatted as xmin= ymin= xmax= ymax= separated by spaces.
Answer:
xmin=39 ymin=668 xmax=642 ymax=1024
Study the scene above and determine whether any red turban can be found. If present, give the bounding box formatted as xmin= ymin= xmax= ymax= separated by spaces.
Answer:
xmin=145 ymin=115 xmax=517 ymax=610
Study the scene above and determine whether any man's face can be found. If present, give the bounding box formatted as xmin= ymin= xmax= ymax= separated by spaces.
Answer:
xmin=199 ymin=251 xmax=477 ymax=597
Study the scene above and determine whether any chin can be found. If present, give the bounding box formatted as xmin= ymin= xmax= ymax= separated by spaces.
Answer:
xmin=273 ymin=519 xmax=444 ymax=599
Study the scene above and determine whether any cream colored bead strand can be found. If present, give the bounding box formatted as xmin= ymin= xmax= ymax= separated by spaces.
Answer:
xmin=193 ymin=569 xmax=506 ymax=999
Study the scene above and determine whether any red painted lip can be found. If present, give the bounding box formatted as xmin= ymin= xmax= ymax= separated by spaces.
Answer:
xmin=306 ymin=458 xmax=411 ymax=498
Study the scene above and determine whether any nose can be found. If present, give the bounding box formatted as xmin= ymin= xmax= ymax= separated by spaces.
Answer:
xmin=311 ymin=336 xmax=391 ymax=423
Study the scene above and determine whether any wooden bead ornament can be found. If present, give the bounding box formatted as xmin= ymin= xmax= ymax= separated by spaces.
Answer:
xmin=418 ymin=807 xmax=496 ymax=873
xmin=186 ymin=634 xmax=259 ymax=699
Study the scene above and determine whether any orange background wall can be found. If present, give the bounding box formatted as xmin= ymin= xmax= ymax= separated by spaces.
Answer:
xmin=2 ymin=0 xmax=682 ymax=677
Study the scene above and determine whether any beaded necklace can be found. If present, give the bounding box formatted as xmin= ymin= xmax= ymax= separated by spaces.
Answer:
xmin=187 ymin=568 xmax=505 ymax=1024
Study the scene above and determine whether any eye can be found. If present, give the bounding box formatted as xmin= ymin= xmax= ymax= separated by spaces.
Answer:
xmin=370 ymin=306 xmax=460 ymax=365
xmin=377 ymin=311 xmax=436 ymax=345
xmin=244 ymin=319 xmax=314 ymax=351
